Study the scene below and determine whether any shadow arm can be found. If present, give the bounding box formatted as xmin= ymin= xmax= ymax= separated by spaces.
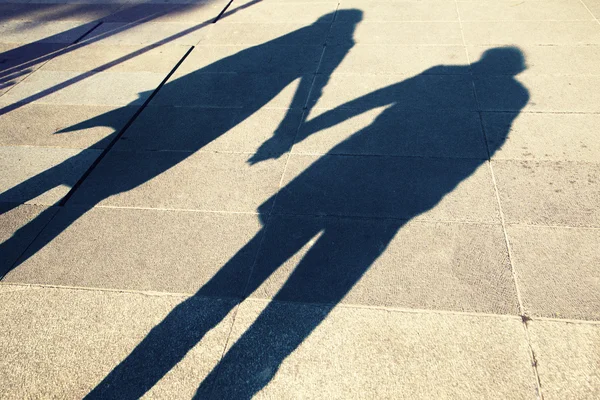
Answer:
xmin=295 ymin=86 xmax=392 ymax=145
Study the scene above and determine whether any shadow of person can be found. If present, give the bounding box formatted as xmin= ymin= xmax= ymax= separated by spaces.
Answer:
xmin=0 ymin=9 xmax=363 ymax=278
xmin=86 ymin=47 xmax=529 ymax=399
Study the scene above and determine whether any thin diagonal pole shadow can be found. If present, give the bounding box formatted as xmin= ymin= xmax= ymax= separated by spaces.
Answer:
xmin=0 ymin=2 xmax=210 ymax=81
xmin=0 ymin=0 xmax=238 ymax=77
xmin=85 ymin=47 xmax=529 ymax=399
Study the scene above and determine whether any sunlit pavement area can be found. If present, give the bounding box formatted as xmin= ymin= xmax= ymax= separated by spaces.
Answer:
xmin=1 ymin=0 xmax=599 ymax=398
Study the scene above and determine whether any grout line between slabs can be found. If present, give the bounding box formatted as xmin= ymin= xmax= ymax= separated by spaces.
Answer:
xmin=456 ymin=1 xmax=544 ymax=398
xmin=211 ymin=19 xmax=600 ymax=22
xmin=3 ymin=280 xmax=600 ymax=325
xmin=3 ymin=202 xmax=599 ymax=230
xmin=578 ymin=0 xmax=600 ymax=25
xmin=8 ymin=142 xmax=600 ymax=166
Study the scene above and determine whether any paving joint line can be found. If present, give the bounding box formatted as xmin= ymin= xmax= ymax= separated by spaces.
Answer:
xmin=493 ymin=158 xmax=600 ymax=166
xmin=64 ymin=204 xmax=262 ymax=215
xmin=455 ymin=1 xmax=544 ymax=398
xmin=8 ymin=144 xmax=600 ymax=165
xmin=578 ymin=0 xmax=600 ymax=25
xmin=8 ymin=201 xmax=600 ymax=229
xmin=243 ymin=296 xmax=526 ymax=320
xmin=505 ymin=222 xmax=600 ymax=230
xmin=326 ymin=72 xmax=600 ymax=77
xmin=0 ymin=282 xmax=528 ymax=319
xmin=49 ymin=204 xmax=509 ymax=226
xmin=5 ymin=280 xmax=600 ymax=324
xmin=99 ymin=147 xmax=491 ymax=161
xmin=478 ymin=110 xmax=600 ymax=115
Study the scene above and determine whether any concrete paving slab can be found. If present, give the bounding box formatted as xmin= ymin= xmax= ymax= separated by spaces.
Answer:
xmin=83 ymin=22 xmax=209 ymax=46
xmin=0 ymin=203 xmax=57 ymax=275
xmin=0 ymin=146 xmax=101 ymax=205
xmin=40 ymin=43 xmax=191 ymax=73
xmin=483 ymin=112 xmax=600 ymax=162
xmin=174 ymin=44 xmax=323 ymax=74
xmin=103 ymin=2 xmax=225 ymax=23
xmin=5 ymin=207 xmax=263 ymax=296
xmin=468 ymin=45 xmax=600 ymax=75
xmin=475 ymin=75 xmax=600 ymax=113
xmin=0 ymin=286 xmax=236 ymax=399
xmin=0 ymin=104 xmax=137 ymax=148
xmin=208 ymin=300 xmax=537 ymax=399
xmin=493 ymin=160 xmax=600 ymax=227
xmin=196 ymin=22 xmax=330 ymax=45
xmin=116 ymin=105 xmax=302 ymax=153
xmin=0 ymin=21 xmax=96 ymax=44
xmin=507 ymin=225 xmax=600 ymax=320
xmin=152 ymin=72 xmax=313 ymax=109
xmin=319 ymin=45 xmax=468 ymax=75
xmin=217 ymin=1 xmax=338 ymax=24
xmin=249 ymin=216 xmax=518 ymax=313
xmin=0 ymin=0 xmax=597 ymax=396
xmin=294 ymin=109 xmax=487 ymax=158
xmin=338 ymin=1 xmax=458 ymax=21
xmin=462 ymin=21 xmax=600 ymax=45
xmin=67 ymin=150 xmax=286 ymax=212
xmin=0 ymin=3 xmax=121 ymax=22
xmin=457 ymin=0 xmax=594 ymax=21
xmin=528 ymin=320 xmax=600 ymax=400
xmin=328 ymin=21 xmax=463 ymax=45
xmin=309 ymin=74 xmax=477 ymax=111
xmin=0 ymin=70 xmax=164 ymax=106
xmin=275 ymin=154 xmax=500 ymax=222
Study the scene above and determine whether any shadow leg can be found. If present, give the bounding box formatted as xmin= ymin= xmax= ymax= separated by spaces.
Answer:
xmin=86 ymin=220 xmax=322 ymax=399
xmin=197 ymin=219 xmax=401 ymax=399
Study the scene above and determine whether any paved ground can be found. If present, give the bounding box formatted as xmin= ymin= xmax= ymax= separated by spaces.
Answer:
xmin=1 ymin=0 xmax=599 ymax=398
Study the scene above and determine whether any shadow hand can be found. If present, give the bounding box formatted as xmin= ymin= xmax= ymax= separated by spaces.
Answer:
xmin=247 ymin=138 xmax=285 ymax=165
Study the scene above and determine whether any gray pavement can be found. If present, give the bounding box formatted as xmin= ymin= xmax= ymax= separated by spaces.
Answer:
xmin=0 ymin=0 xmax=599 ymax=398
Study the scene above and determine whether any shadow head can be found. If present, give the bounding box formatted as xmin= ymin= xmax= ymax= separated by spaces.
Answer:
xmin=475 ymin=47 xmax=529 ymax=159
xmin=477 ymin=46 xmax=526 ymax=76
